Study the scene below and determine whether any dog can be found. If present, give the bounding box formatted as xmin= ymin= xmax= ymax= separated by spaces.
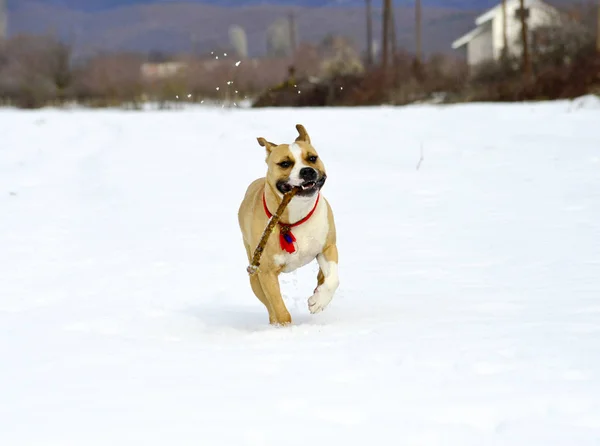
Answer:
xmin=238 ymin=124 xmax=339 ymax=326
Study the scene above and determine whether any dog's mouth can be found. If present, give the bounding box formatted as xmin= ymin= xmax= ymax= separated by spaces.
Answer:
xmin=277 ymin=175 xmax=327 ymax=196
xmin=300 ymin=181 xmax=316 ymax=191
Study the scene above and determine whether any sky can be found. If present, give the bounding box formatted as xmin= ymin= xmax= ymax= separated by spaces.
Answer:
xmin=13 ymin=0 xmax=498 ymax=12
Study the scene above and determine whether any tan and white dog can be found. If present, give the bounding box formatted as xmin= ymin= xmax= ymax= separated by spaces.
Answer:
xmin=238 ymin=124 xmax=339 ymax=326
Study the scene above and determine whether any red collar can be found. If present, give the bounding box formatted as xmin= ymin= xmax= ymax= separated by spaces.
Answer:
xmin=263 ymin=192 xmax=320 ymax=254
xmin=262 ymin=192 xmax=320 ymax=228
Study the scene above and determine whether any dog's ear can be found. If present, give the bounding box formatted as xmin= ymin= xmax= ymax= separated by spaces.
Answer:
xmin=295 ymin=124 xmax=311 ymax=144
xmin=257 ymin=137 xmax=277 ymax=154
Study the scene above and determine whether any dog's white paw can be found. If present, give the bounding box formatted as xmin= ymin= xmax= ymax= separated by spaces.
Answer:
xmin=309 ymin=258 xmax=339 ymax=314
xmin=308 ymin=285 xmax=334 ymax=314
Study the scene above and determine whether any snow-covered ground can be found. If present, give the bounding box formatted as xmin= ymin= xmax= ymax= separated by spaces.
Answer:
xmin=1 ymin=97 xmax=599 ymax=445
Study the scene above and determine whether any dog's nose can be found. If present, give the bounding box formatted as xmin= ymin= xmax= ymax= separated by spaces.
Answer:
xmin=300 ymin=167 xmax=317 ymax=181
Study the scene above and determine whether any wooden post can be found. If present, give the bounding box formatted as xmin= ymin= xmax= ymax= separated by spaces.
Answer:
xmin=366 ymin=0 xmax=373 ymax=66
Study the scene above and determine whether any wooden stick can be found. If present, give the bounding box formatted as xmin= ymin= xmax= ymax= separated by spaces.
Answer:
xmin=247 ymin=188 xmax=299 ymax=276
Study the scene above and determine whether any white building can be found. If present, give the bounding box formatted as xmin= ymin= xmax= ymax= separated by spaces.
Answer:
xmin=452 ymin=0 xmax=560 ymax=66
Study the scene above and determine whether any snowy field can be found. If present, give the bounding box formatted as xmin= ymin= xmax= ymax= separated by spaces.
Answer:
xmin=1 ymin=97 xmax=600 ymax=445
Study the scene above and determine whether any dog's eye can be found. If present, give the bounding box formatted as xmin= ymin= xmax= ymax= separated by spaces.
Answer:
xmin=307 ymin=156 xmax=318 ymax=163
xmin=278 ymin=161 xmax=292 ymax=169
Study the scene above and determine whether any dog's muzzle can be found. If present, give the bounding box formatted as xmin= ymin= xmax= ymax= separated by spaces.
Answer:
xmin=277 ymin=174 xmax=326 ymax=196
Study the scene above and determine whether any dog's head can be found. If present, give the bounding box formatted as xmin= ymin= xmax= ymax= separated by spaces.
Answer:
xmin=257 ymin=124 xmax=327 ymax=198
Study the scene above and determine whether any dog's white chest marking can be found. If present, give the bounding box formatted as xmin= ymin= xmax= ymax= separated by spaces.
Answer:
xmin=274 ymin=197 xmax=328 ymax=273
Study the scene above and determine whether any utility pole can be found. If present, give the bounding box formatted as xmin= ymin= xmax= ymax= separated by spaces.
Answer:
xmin=501 ymin=0 xmax=508 ymax=59
xmin=390 ymin=0 xmax=397 ymax=57
xmin=518 ymin=0 xmax=532 ymax=77
xmin=596 ymin=0 xmax=600 ymax=53
xmin=288 ymin=12 xmax=297 ymax=55
xmin=366 ymin=0 xmax=373 ymax=66
xmin=190 ymin=33 xmax=198 ymax=57
xmin=415 ymin=0 xmax=422 ymax=64
xmin=382 ymin=0 xmax=391 ymax=70
xmin=390 ymin=1 xmax=399 ymax=86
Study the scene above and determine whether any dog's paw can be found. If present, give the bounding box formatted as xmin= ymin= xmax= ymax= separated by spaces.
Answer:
xmin=308 ymin=286 xmax=334 ymax=314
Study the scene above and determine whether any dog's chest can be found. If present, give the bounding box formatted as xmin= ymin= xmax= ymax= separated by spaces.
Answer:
xmin=274 ymin=200 xmax=329 ymax=273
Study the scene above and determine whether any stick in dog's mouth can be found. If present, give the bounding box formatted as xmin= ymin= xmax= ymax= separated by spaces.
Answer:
xmin=247 ymin=187 xmax=301 ymax=276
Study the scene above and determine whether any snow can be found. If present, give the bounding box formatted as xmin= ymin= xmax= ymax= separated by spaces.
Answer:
xmin=1 ymin=99 xmax=599 ymax=445
xmin=568 ymin=94 xmax=600 ymax=111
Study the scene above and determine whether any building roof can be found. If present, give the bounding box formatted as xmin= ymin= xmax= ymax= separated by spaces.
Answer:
xmin=451 ymin=25 xmax=487 ymax=49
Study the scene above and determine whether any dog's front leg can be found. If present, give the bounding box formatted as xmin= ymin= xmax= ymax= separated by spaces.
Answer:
xmin=309 ymin=244 xmax=339 ymax=314
xmin=258 ymin=271 xmax=292 ymax=326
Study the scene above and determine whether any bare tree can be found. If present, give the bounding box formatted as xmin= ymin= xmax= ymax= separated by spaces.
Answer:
xmin=0 ymin=34 xmax=74 ymax=107
xmin=288 ymin=12 xmax=297 ymax=54
xmin=0 ymin=0 xmax=7 ymax=41
xmin=381 ymin=0 xmax=391 ymax=70
xmin=266 ymin=18 xmax=292 ymax=58
xmin=319 ymin=35 xmax=364 ymax=78
xmin=415 ymin=0 xmax=422 ymax=64
xmin=75 ymin=52 xmax=144 ymax=107
xmin=531 ymin=12 xmax=595 ymax=67
xmin=365 ymin=0 xmax=373 ymax=66
xmin=229 ymin=25 xmax=248 ymax=59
